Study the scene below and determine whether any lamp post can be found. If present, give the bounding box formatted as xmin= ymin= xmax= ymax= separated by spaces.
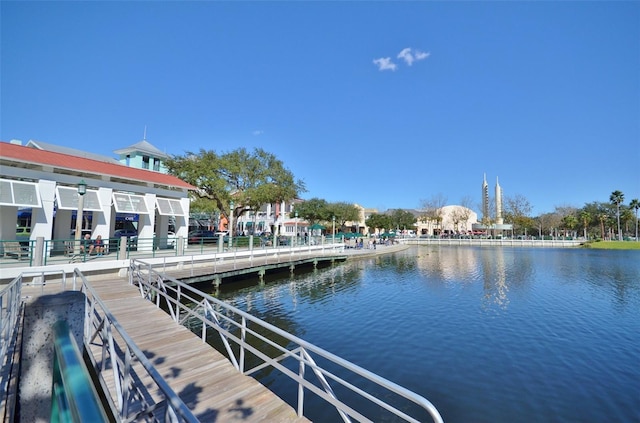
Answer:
xmin=73 ymin=180 xmax=87 ymax=256
xmin=229 ymin=201 xmax=234 ymax=248
xmin=332 ymin=216 xmax=336 ymax=239
xmin=294 ymin=211 xmax=298 ymax=246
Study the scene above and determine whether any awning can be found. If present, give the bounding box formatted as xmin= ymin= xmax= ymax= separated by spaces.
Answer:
xmin=112 ymin=193 xmax=150 ymax=214
xmin=0 ymin=178 xmax=42 ymax=208
xmin=55 ymin=186 xmax=102 ymax=211
xmin=156 ymin=198 xmax=186 ymax=216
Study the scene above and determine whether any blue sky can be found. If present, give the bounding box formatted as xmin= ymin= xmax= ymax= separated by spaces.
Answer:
xmin=2 ymin=1 xmax=639 ymax=215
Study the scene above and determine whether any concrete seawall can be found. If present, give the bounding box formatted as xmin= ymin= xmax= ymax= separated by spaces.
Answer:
xmin=402 ymin=238 xmax=583 ymax=248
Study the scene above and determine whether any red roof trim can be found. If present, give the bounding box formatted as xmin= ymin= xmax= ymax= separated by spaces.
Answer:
xmin=0 ymin=142 xmax=195 ymax=190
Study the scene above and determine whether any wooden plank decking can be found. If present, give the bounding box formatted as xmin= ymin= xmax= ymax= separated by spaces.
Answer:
xmin=88 ymin=277 xmax=310 ymax=422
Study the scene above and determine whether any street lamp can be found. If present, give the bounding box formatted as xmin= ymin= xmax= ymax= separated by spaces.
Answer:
xmin=294 ymin=211 xmax=298 ymax=246
xmin=229 ymin=201 xmax=234 ymax=248
xmin=332 ymin=216 xmax=336 ymax=239
xmin=73 ymin=180 xmax=87 ymax=256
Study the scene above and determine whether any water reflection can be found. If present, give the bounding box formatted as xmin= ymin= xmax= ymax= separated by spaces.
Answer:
xmin=189 ymin=246 xmax=639 ymax=423
xmin=412 ymin=246 xmax=536 ymax=311
xmin=481 ymin=247 xmax=509 ymax=309
xmin=414 ymin=246 xmax=480 ymax=282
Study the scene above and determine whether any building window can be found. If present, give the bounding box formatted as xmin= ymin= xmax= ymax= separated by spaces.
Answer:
xmin=153 ymin=158 xmax=160 ymax=171
xmin=142 ymin=156 xmax=150 ymax=169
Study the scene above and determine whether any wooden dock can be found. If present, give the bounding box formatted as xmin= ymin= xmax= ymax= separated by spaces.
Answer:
xmin=88 ymin=277 xmax=310 ymax=422
xmin=154 ymin=251 xmax=347 ymax=285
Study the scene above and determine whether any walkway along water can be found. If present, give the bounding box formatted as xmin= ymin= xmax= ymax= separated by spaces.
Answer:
xmin=1 ymin=242 xmax=443 ymax=422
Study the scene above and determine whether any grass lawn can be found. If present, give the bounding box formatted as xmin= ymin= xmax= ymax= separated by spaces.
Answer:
xmin=582 ymin=241 xmax=640 ymax=250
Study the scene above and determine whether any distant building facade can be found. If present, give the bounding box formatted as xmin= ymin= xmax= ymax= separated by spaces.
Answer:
xmin=414 ymin=206 xmax=479 ymax=236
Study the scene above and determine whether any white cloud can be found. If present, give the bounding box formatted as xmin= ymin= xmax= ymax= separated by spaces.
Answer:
xmin=397 ymin=47 xmax=430 ymax=66
xmin=414 ymin=50 xmax=430 ymax=61
xmin=373 ymin=57 xmax=397 ymax=71
xmin=252 ymin=130 xmax=264 ymax=136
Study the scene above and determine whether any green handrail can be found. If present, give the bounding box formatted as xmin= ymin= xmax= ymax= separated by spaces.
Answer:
xmin=51 ymin=320 xmax=108 ymax=423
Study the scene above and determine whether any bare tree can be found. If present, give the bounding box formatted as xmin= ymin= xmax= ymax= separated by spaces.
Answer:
xmin=542 ymin=206 xmax=576 ymax=238
xmin=504 ymin=194 xmax=532 ymax=235
xmin=420 ymin=194 xmax=448 ymax=235
xmin=457 ymin=196 xmax=474 ymax=232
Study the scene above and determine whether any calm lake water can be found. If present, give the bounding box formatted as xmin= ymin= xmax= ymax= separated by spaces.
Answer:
xmin=206 ymin=246 xmax=640 ymax=423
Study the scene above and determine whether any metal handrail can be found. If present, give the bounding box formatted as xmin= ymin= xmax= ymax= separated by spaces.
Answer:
xmin=0 ymin=239 xmax=33 ymax=265
xmin=75 ymin=268 xmax=199 ymax=422
xmin=0 ymin=274 xmax=23 ymax=407
xmin=5 ymin=268 xmax=198 ymax=422
xmin=0 ymin=275 xmax=22 ymax=364
xmin=131 ymin=259 xmax=444 ymax=423
xmin=51 ymin=320 xmax=109 ymax=423
xmin=1 ymin=236 xmax=345 ymax=269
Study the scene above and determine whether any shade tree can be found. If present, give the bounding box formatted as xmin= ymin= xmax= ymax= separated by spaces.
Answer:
xmin=503 ymin=194 xmax=533 ymax=236
xmin=365 ymin=213 xmax=393 ymax=233
xmin=165 ymin=147 xmax=306 ymax=223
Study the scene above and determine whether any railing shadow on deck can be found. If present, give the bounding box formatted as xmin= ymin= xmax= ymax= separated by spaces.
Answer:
xmin=78 ymin=269 xmax=201 ymax=422
xmin=131 ymin=259 xmax=444 ymax=423
xmin=2 ymin=269 xmax=202 ymax=422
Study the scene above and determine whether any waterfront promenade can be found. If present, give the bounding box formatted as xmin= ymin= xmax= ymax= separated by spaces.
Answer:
xmin=0 ymin=237 xmax=580 ymax=283
xmin=6 ymin=242 xmax=421 ymax=423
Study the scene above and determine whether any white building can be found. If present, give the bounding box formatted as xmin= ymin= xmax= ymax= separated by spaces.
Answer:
xmin=0 ymin=140 xmax=194 ymax=258
xmin=415 ymin=205 xmax=479 ymax=236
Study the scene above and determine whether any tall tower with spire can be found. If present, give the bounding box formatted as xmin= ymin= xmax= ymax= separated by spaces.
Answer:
xmin=482 ymin=173 xmax=490 ymax=221
xmin=474 ymin=174 xmax=513 ymax=236
xmin=495 ymin=176 xmax=503 ymax=225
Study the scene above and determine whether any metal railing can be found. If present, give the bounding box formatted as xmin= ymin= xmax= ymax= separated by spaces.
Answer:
xmin=0 ymin=236 xmax=345 ymax=269
xmin=0 ymin=239 xmax=33 ymax=266
xmin=0 ymin=275 xmax=22 ymax=365
xmin=183 ymin=241 xmax=344 ymax=274
xmin=130 ymin=259 xmax=444 ymax=423
xmin=51 ymin=320 xmax=109 ymax=423
xmin=77 ymin=269 xmax=199 ymax=422
xmin=7 ymin=269 xmax=199 ymax=422
xmin=0 ymin=273 xmax=24 ymax=418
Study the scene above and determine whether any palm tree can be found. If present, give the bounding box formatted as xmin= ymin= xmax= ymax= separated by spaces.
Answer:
xmin=562 ymin=214 xmax=578 ymax=238
xmin=630 ymin=198 xmax=640 ymax=241
xmin=579 ymin=210 xmax=591 ymax=240
xmin=598 ymin=213 xmax=608 ymax=240
xmin=610 ymin=190 xmax=624 ymax=241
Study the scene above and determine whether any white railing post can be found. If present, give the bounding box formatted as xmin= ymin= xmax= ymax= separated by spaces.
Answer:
xmin=298 ymin=349 xmax=305 ymax=417
xmin=240 ymin=316 xmax=246 ymax=373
